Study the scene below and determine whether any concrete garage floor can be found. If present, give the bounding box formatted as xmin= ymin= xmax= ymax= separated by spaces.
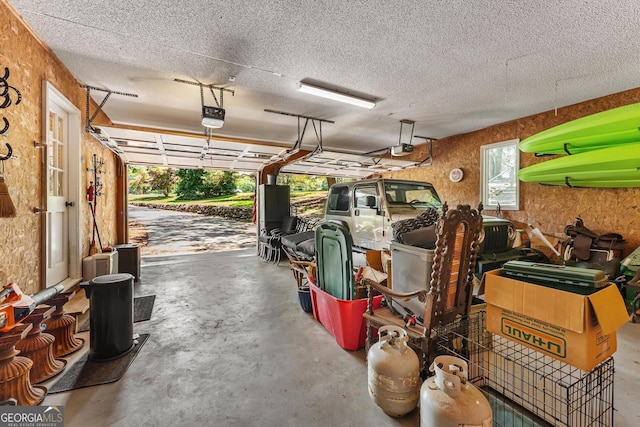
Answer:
xmin=42 ymin=249 xmax=421 ymax=426
xmin=39 ymin=207 xmax=640 ymax=426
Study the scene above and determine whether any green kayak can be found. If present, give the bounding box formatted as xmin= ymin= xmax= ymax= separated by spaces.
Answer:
xmin=518 ymin=142 xmax=640 ymax=187
xmin=519 ymin=102 xmax=640 ymax=155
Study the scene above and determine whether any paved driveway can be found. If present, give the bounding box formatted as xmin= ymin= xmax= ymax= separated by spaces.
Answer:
xmin=128 ymin=205 xmax=257 ymax=256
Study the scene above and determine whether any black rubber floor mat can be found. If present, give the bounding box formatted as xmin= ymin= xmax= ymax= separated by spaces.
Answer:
xmin=48 ymin=334 xmax=149 ymax=394
xmin=133 ymin=295 xmax=155 ymax=322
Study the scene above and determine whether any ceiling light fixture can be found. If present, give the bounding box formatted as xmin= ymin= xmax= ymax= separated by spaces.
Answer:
xmin=298 ymin=82 xmax=375 ymax=109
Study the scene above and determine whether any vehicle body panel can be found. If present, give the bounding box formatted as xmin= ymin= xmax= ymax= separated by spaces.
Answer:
xmin=325 ymin=179 xmax=442 ymax=251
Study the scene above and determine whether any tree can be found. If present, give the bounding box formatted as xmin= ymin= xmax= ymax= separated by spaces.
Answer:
xmin=128 ymin=166 xmax=149 ymax=194
xmin=175 ymin=169 xmax=239 ymax=199
xmin=148 ymin=167 xmax=176 ymax=196
xmin=175 ymin=169 xmax=206 ymax=200
xmin=202 ymin=170 xmax=237 ymax=196
xmin=215 ymin=171 xmax=237 ymax=195
xmin=279 ymin=173 xmax=328 ymax=191
xmin=236 ymin=173 xmax=256 ymax=193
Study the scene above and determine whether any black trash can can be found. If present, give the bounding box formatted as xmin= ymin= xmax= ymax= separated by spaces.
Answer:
xmin=81 ymin=273 xmax=134 ymax=361
xmin=114 ymin=243 xmax=141 ymax=282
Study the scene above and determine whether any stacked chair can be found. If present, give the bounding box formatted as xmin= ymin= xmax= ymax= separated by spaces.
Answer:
xmin=258 ymin=215 xmax=298 ymax=264
xmin=259 ymin=216 xmax=318 ymax=264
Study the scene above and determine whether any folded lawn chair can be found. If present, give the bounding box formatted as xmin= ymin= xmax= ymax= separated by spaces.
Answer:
xmin=258 ymin=215 xmax=298 ymax=264
xmin=282 ymin=231 xmax=316 ymax=288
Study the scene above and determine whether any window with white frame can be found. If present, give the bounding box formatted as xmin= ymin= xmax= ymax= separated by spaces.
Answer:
xmin=480 ymin=139 xmax=520 ymax=210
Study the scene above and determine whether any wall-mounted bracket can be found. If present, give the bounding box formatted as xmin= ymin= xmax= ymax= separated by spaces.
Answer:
xmin=81 ymin=84 xmax=138 ymax=133
xmin=412 ymin=136 xmax=435 ymax=166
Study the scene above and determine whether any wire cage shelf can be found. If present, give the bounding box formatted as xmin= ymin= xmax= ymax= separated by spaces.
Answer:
xmin=434 ymin=311 xmax=614 ymax=427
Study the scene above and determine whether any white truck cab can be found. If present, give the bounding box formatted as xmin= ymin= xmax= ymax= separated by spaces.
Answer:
xmin=324 ymin=179 xmax=442 ymax=250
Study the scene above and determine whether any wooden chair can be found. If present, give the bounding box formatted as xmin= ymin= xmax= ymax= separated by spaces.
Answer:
xmin=362 ymin=202 xmax=483 ymax=373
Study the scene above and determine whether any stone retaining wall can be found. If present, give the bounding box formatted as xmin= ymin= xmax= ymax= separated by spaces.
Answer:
xmin=131 ymin=202 xmax=253 ymax=221
xmin=131 ymin=196 xmax=327 ymax=222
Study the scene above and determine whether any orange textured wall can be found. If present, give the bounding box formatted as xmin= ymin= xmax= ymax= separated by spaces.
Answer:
xmin=385 ymin=88 xmax=640 ymax=258
xmin=0 ymin=1 xmax=119 ymax=293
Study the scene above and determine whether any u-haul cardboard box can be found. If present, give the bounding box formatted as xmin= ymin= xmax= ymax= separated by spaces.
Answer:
xmin=484 ymin=269 xmax=629 ymax=371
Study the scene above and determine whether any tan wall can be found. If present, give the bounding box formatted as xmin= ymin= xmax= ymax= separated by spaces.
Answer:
xmin=384 ymin=88 xmax=640 ymax=257
xmin=0 ymin=1 xmax=120 ymax=294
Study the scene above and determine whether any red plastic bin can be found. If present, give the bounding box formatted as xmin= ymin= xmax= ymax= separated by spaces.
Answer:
xmin=309 ymin=281 xmax=383 ymax=351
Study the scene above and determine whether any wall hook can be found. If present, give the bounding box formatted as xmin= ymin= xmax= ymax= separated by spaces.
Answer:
xmin=0 ymin=118 xmax=8 ymax=135
xmin=0 ymin=143 xmax=12 ymax=161
xmin=0 ymin=86 xmax=21 ymax=108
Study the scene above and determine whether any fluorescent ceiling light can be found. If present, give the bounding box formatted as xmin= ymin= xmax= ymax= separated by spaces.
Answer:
xmin=298 ymin=82 xmax=375 ymax=109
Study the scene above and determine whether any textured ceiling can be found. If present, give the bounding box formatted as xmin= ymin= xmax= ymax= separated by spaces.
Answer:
xmin=9 ymin=0 xmax=640 ymax=172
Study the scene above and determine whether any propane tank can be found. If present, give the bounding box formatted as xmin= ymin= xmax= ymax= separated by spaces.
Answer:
xmin=420 ymin=355 xmax=492 ymax=427
xmin=367 ymin=325 xmax=421 ymax=417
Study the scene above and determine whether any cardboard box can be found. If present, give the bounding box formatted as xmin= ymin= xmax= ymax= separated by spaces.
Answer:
xmin=484 ymin=269 xmax=629 ymax=371
xmin=363 ymin=250 xmax=389 ymax=285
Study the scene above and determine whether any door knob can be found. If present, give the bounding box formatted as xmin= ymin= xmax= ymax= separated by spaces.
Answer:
xmin=65 ymin=201 xmax=74 ymax=207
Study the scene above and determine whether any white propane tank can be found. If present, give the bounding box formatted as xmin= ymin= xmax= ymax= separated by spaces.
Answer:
xmin=420 ymin=355 xmax=492 ymax=427
xmin=367 ymin=325 xmax=421 ymax=417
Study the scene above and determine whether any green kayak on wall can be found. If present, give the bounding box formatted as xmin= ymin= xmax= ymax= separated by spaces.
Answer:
xmin=519 ymin=102 xmax=640 ymax=155
xmin=518 ymin=143 xmax=640 ymax=187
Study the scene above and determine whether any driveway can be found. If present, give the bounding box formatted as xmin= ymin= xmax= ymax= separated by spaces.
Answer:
xmin=128 ymin=205 xmax=257 ymax=256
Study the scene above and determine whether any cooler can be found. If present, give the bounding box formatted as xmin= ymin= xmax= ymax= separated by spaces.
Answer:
xmin=390 ymin=241 xmax=435 ymax=321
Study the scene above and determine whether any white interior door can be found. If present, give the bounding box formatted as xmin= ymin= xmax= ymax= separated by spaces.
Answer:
xmin=43 ymin=82 xmax=81 ymax=288
xmin=46 ymin=103 xmax=69 ymax=285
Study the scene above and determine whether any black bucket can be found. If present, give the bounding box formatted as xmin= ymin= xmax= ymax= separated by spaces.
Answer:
xmin=298 ymin=286 xmax=313 ymax=313
xmin=81 ymin=273 xmax=134 ymax=361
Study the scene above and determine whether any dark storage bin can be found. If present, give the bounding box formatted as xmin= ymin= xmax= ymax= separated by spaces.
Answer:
xmin=298 ymin=286 xmax=313 ymax=313
xmin=81 ymin=273 xmax=134 ymax=361
xmin=114 ymin=243 xmax=141 ymax=282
